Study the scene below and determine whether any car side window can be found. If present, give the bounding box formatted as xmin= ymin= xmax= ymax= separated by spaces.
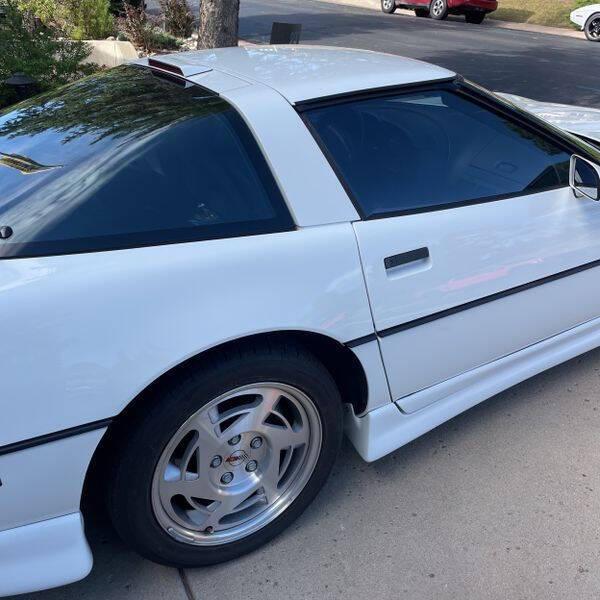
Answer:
xmin=304 ymin=89 xmax=571 ymax=218
xmin=0 ymin=66 xmax=293 ymax=259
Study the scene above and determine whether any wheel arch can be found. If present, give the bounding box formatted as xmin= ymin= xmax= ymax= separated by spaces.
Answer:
xmin=82 ymin=330 xmax=369 ymax=509
xmin=585 ymin=12 xmax=600 ymax=29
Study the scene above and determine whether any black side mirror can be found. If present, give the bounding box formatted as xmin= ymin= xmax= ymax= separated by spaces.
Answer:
xmin=570 ymin=155 xmax=600 ymax=201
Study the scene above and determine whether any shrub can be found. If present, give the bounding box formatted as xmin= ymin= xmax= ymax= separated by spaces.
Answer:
xmin=159 ymin=0 xmax=193 ymax=38
xmin=109 ymin=0 xmax=143 ymax=16
xmin=118 ymin=2 xmax=151 ymax=49
xmin=0 ymin=2 xmax=97 ymax=109
xmin=16 ymin=0 xmax=114 ymax=38
xmin=16 ymin=0 xmax=62 ymax=24
xmin=147 ymin=29 xmax=182 ymax=50
xmin=118 ymin=3 xmax=182 ymax=52
xmin=67 ymin=0 xmax=115 ymax=39
xmin=572 ymin=0 xmax=592 ymax=8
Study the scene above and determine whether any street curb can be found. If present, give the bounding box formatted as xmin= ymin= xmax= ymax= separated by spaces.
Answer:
xmin=312 ymin=0 xmax=586 ymax=41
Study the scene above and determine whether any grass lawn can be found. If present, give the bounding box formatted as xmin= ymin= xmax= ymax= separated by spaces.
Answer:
xmin=490 ymin=0 xmax=587 ymax=28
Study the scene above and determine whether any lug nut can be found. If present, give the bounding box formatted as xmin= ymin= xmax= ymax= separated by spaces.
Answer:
xmin=220 ymin=471 xmax=234 ymax=484
xmin=210 ymin=455 xmax=222 ymax=468
xmin=250 ymin=436 xmax=263 ymax=449
xmin=228 ymin=435 xmax=241 ymax=446
xmin=246 ymin=460 xmax=258 ymax=473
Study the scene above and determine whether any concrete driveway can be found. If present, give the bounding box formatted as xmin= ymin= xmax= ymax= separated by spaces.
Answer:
xmin=18 ymin=347 xmax=600 ymax=599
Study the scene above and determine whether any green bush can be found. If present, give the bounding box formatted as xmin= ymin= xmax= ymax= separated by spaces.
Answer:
xmin=16 ymin=0 xmax=114 ymax=38
xmin=0 ymin=2 xmax=97 ymax=109
xmin=147 ymin=29 xmax=182 ymax=49
xmin=572 ymin=0 xmax=593 ymax=8
xmin=67 ymin=0 xmax=115 ymax=39
xmin=16 ymin=0 xmax=62 ymax=24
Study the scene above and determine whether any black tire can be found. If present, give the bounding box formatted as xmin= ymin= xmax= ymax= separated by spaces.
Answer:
xmin=381 ymin=0 xmax=397 ymax=14
xmin=429 ymin=0 xmax=448 ymax=20
xmin=106 ymin=341 xmax=343 ymax=567
xmin=415 ymin=8 xmax=429 ymax=17
xmin=465 ymin=12 xmax=485 ymax=24
xmin=585 ymin=13 xmax=600 ymax=42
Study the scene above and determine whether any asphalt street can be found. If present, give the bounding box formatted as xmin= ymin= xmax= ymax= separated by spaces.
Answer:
xmin=14 ymin=2 xmax=600 ymax=599
xmin=236 ymin=0 xmax=600 ymax=107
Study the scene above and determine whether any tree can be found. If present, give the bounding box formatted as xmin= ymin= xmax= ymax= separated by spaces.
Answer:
xmin=0 ymin=2 xmax=95 ymax=109
xmin=197 ymin=0 xmax=239 ymax=49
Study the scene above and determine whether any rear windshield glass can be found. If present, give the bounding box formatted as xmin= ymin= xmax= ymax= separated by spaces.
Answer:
xmin=0 ymin=66 xmax=293 ymax=258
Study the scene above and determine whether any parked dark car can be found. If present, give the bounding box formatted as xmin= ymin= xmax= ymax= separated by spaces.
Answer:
xmin=381 ymin=0 xmax=498 ymax=24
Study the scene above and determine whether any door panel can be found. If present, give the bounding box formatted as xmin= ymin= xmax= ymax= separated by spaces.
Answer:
xmin=353 ymin=186 xmax=600 ymax=406
xmin=302 ymin=85 xmax=600 ymax=410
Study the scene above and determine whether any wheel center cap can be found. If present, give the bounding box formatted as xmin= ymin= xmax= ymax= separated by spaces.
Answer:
xmin=226 ymin=449 xmax=249 ymax=467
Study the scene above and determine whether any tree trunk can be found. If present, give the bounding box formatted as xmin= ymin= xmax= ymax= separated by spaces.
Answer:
xmin=197 ymin=0 xmax=239 ymax=49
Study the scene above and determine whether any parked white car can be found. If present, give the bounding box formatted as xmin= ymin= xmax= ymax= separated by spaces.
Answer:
xmin=1 ymin=46 xmax=600 ymax=597
xmin=571 ymin=3 xmax=600 ymax=41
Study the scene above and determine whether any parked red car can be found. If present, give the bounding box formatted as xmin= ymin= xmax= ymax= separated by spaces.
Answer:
xmin=381 ymin=0 xmax=498 ymax=24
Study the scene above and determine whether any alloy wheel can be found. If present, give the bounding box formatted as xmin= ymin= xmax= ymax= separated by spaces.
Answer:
xmin=589 ymin=18 xmax=600 ymax=40
xmin=431 ymin=0 xmax=445 ymax=17
xmin=151 ymin=383 xmax=322 ymax=546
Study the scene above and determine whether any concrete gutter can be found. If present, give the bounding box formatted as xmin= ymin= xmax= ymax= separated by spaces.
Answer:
xmin=314 ymin=0 xmax=586 ymax=40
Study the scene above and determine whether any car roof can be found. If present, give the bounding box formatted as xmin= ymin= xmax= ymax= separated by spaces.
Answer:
xmin=142 ymin=45 xmax=455 ymax=104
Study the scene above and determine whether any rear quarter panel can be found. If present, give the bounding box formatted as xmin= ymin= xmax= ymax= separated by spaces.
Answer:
xmin=0 ymin=224 xmax=374 ymax=446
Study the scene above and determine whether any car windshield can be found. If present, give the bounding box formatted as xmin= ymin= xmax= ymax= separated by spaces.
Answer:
xmin=0 ymin=65 xmax=291 ymax=258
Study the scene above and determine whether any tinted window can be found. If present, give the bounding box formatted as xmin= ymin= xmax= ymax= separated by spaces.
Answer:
xmin=0 ymin=66 xmax=292 ymax=258
xmin=305 ymin=89 xmax=571 ymax=218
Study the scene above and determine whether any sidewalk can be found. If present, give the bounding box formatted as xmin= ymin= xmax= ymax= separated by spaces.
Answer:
xmin=312 ymin=0 xmax=585 ymax=40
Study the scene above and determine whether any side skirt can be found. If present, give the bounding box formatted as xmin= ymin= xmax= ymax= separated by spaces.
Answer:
xmin=345 ymin=314 xmax=600 ymax=462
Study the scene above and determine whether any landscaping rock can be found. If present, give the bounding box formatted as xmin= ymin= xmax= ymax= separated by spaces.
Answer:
xmin=83 ymin=39 xmax=139 ymax=67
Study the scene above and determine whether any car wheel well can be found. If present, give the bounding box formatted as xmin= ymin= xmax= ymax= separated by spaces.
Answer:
xmin=82 ymin=331 xmax=368 ymax=513
xmin=586 ymin=13 xmax=600 ymax=27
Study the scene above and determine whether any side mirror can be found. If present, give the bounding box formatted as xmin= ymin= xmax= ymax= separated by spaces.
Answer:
xmin=570 ymin=155 xmax=600 ymax=201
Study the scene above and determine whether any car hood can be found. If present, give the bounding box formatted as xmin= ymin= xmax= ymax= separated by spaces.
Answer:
xmin=496 ymin=93 xmax=600 ymax=143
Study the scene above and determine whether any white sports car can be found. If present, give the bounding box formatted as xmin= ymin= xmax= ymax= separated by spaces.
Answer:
xmin=1 ymin=46 xmax=600 ymax=596
xmin=570 ymin=3 xmax=600 ymax=41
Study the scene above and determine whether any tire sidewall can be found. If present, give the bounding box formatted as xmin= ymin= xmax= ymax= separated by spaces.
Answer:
xmin=381 ymin=0 xmax=396 ymax=14
xmin=430 ymin=0 xmax=448 ymax=19
xmin=585 ymin=14 xmax=600 ymax=42
xmin=465 ymin=11 xmax=485 ymax=24
xmin=108 ymin=349 xmax=343 ymax=567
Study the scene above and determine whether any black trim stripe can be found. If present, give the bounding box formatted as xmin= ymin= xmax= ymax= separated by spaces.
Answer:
xmin=345 ymin=255 xmax=600 ymax=348
xmin=379 ymin=256 xmax=600 ymax=337
xmin=294 ymin=77 xmax=457 ymax=111
xmin=0 ymin=418 xmax=112 ymax=457
xmin=345 ymin=333 xmax=378 ymax=348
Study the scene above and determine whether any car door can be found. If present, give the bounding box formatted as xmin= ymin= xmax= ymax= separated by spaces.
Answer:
xmin=303 ymin=85 xmax=600 ymax=411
